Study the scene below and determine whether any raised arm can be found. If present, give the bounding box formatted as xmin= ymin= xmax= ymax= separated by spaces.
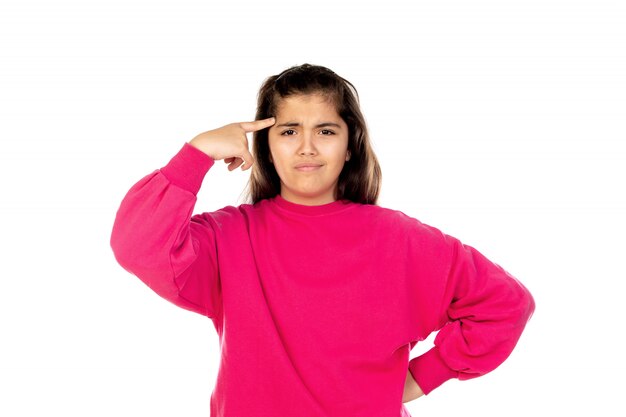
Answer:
xmin=109 ymin=117 xmax=276 ymax=318
xmin=109 ymin=142 xmax=222 ymax=317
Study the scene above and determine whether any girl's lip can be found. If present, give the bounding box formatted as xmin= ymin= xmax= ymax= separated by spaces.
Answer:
xmin=295 ymin=165 xmax=322 ymax=171
xmin=295 ymin=162 xmax=323 ymax=168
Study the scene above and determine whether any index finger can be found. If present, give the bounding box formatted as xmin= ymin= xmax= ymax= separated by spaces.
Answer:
xmin=240 ymin=117 xmax=275 ymax=132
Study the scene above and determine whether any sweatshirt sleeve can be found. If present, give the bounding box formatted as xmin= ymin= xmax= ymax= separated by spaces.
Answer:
xmin=109 ymin=142 xmax=223 ymax=319
xmin=407 ymin=229 xmax=535 ymax=395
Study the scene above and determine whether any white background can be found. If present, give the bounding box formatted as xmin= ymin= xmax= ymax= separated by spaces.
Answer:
xmin=1 ymin=0 xmax=624 ymax=415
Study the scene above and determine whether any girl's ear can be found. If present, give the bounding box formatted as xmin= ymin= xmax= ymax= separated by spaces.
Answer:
xmin=346 ymin=151 xmax=351 ymax=161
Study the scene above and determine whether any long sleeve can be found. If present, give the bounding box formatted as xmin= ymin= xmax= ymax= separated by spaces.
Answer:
xmin=408 ymin=231 xmax=535 ymax=395
xmin=110 ymin=142 xmax=223 ymax=318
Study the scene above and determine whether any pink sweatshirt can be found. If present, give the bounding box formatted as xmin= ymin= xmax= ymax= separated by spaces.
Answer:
xmin=110 ymin=142 xmax=535 ymax=417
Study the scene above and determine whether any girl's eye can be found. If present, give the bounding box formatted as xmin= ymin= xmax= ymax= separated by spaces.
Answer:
xmin=280 ymin=129 xmax=335 ymax=136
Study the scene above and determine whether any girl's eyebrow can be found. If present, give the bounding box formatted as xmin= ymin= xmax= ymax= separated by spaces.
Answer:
xmin=276 ymin=122 xmax=342 ymax=129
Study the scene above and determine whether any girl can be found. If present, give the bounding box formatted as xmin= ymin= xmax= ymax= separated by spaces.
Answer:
xmin=110 ymin=63 xmax=535 ymax=417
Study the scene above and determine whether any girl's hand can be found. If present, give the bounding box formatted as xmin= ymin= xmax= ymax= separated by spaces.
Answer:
xmin=188 ymin=117 xmax=276 ymax=171
xmin=402 ymin=370 xmax=424 ymax=403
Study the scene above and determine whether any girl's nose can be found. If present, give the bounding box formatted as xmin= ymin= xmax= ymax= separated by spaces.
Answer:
xmin=298 ymin=132 xmax=318 ymax=155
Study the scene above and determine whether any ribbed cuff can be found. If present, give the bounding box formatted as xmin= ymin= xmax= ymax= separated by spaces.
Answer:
xmin=408 ymin=346 xmax=458 ymax=395
xmin=160 ymin=142 xmax=215 ymax=195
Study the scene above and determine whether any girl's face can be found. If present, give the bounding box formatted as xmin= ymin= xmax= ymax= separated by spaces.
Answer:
xmin=268 ymin=93 xmax=351 ymax=206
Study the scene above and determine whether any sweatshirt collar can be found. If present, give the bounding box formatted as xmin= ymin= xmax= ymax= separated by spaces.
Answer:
xmin=272 ymin=193 xmax=355 ymax=216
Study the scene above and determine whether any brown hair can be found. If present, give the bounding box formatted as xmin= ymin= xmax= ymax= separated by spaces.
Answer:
xmin=241 ymin=63 xmax=382 ymax=206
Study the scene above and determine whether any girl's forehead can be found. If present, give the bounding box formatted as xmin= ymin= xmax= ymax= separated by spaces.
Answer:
xmin=275 ymin=93 xmax=339 ymax=114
